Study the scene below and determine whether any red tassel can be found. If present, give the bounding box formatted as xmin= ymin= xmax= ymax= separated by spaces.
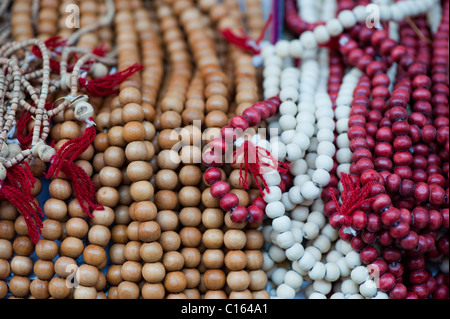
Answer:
xmin=78 ymin=63 xmax=144 ymax=97
xmin=45 ymin=117 xmax=103 ymax=216
xmin=16 ymin=110 xmax=33 ymax=146
xmin=221 ymin=13 xmax=273 ymax=55
xmin=233 ymin=140 xmax=290 ymax=196
xmin=0 ymin=163 xmax=43 ymax=244
xmin=92 ymin=43 xmax=108 ymax=57
xmin=330 ymin=173 xmax=374 ymax=227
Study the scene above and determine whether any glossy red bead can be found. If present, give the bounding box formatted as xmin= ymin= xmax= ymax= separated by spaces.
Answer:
xmin=220 ymin=193 xmax=239 ymax=211
xmin=230 ymin=206 xmax=248 ymax=224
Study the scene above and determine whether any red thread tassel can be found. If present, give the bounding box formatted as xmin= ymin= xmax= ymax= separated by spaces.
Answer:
xmin=221 ymin=14 xmax=273 ymax=55
xmin=45 ymin=118 xmax=103 ymax=216
xmin=0 ymin=163 xmax=43 ymax=244
xmin=16 ymin=110 xmax=33 ymax=146
xmin=78 ymin=63 xmax=144 ymax=97
xmin=233 ymin=141 xmax=290 ymax=196
xmin=330 ymin=173 xmax=374 ymax=227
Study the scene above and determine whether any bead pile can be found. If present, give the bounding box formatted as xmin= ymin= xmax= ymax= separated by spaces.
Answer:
xmin=0 ymin=0 xmax=448 ymax=300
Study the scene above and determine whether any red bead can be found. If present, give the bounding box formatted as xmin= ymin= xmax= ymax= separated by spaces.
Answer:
xmin=220 ymin=193 xmax=239 ymax=211
xmin=361 ymin=230 xmax=377 ymax=244
xmin=265 ymin=100 xmax=278 ymax=117
xmin=242 ymin=107 xmax=261 ymax=127
xmin=210 ymin=181 xmax=230 ymax=198
xmin=379 ymin=230 xmax=394 ymax=246
xmin=429 ymin=210 xmax=443 ymax=230
xmin=230 ymin=116 xmax=250 ymax=131
xmin=433 ymin=285 xmax=449 ymax=299
xmin=247 ymin=205 xmax=264 ymax=225
xmin=349 ymin=137 xmax=368 ymax=152
xmin=390 ymin=45 xmax=406 ymax=62
xmin=390 ymin=221 xmax=410 ymax=239
xmin=348 ymin=126 xmax=367 ymax=140
xmin=406 ymin=256 xmax=426 ymax=271
xmin=411 ymin=284 xmax=429 ymax=299
xmin=204 ymin=167 xmax=222 ymax=186
xmin=429 ymin=184 xmax=446 ymax=206
xmin=348 ymin=49 xmax=364 ymax=66
xmin=413 ymin=75 xmax=432 ymax=89
xmin=371 ymin=194 xmax=392 ymax=213
xmin=210 ymin=138 xmax=228 ymax=155
xmin=371 ymin=30 xmax=388 ymax=47
xmin=377 ymin=273 xmax=396 ymax=292
xmin=383 ymin=248 xmax=401 ymax=263
xmin=412 ymin=207 xmax=430 ymax=229
xmin=389 ymin=283 xmax=408 ymax=299
xmin=203 ymin=150 xmax=223 ymax=167
xmin=368 ymin=259 xmax=388 ymax=278
xmin=221 ymin=125 xmax=237 ymax=142
xmin=400 ymin=231 xmax=419 ymax=250
xmin=387 ymin=262 xmax=404 ymax=278
xmin=366 ymin=61 xmax=386 ymax=77
xmin=360 ymin=169 xmax=382 ymax=185
xmin=252 ymin=102 xmax=270 ymax=120
xmin=399 ymin=208 xmax=412 ymax=225
xmin=367 ymin=213 xmax=382 ymax=232
xmin=360 ymin=246 xmax=378 ymax=265
xmin=348 ymin=115 xmax=367 ymax=128
xmin=230 ymin=206 xmax=248 ymax=224
xmin=406 ymin=292 xmax=419 ymax=299
xmin=350 ymin=236 xmax=365 ymax=252
xmin=381 ymin=207 xmax=401 ymax=227
xmin=399 ymin=179 xmax=415 ymax=197
xmin=356 ymin=54 xmax=373 ymax=72
xmin=393 ymin=136 xmax=412 ymax=151
xmin=251 ymin=197 xmax=266 ymax=211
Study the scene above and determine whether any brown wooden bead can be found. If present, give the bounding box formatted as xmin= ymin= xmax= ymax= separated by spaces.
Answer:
xmin=35 ymin=239 xmax=59 ymax=260
xmin=179 ymin=227 xmax=202 ymax=248
xmin=106 ymin=264 xmax=123 ymax=286
xmin=142 ymin=262 xmax=166 ymax=283
xmin=83 ymin=244 xmax=107 ymax=268
xmin=132 ymin=201 xmax=157 ymax=222
xmin=203 ymin=269 xmax=226 ymax=290
xmin=9 ymin=276 xmax=30 ymax=298
xmin=141 ymin=283 xmax=165 ymax=299
xmin=164 ymin=271 xmax=187 ymax=293
xmin=126 ymin=161 xmax=153 ymax=182
xmin=159 ymin=230 xmax=182 ymax=252
xmin=97 ymin=186 xmax=120 ymax=207
xmin=179 ymin=207 xmax=202 ymax=227
xmin=0 ymin=259 xmax=11 ymax=280
xmin=155 ymin=169 xmax=179 ymax=190
xmin=126 ymin=221 xmax=140 ymax=241
xmin=224 ymin=230 xmax=246 ymax=250
xmin=65 ymin=217 xmax=89 ymax=238
xmin=154 ymin=190 xmax=179 ymax=210
xmin=227 ymin=270 xmax=250 ymax=291
xmin=245 ymin=250 xmax=264 ymax=270
xmin=114 ymin=206 xmax=131 ymax=225
xmin=205 ymin=110 xmax=228 ymax=128
xmin=0 ymin=220 xmax=16 ymax=241
xmin=13 ymin=236 xmax=34 ymax=256
xmin=88 ymin=225 xmax=111 ymax=247
xmin=49 ymin=179 xmax=72 ymax=201
xmin=202 ymin=249 xmax=224 ymax=269
xmin=10 ymin=256 xmax=33 ymax=276
xmin=130 ymin=181 xmax=154 ymax=202
xmin=33 ymin=260 xmax=54 ymax=280
xmin=68 ymin=199 xmax=89 ymax=219
xmin=124 ymin=241 xmax=142 ymax=261
xmin=43 ymin=199 xmax=68 ymax=221
xmin=225 ymin=250 xmax=248 ymax=271
xmin=123 ymin=121 xmax=146 ymax=142
xmin=60 ymin=237 xmax=84 ymax=259
xmin=14 ymin=216 xmax=28 ymax=236
xmin=111 ymin=225 xmax=129 ymax=244
xmin=140 ymin=242 xmax=163 ymax=262
xmin=49 ymin=277 xmax=71 ymax=299
xmin=54 ymin=256 xmax=77 ymax=278
xmin=104 ymin=146 xmax=126 ymax=167
xmin=91 ymin=207 xmax=115 ymax=227
xmin=138 ymin=221 xmax=161 ymax=243
xmin=229 ymin=289 xmax=253 ymax=299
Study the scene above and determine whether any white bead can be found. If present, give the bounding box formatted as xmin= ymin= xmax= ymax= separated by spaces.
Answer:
xmin=313 ymin=25 xmax=330 ymax=44
xmin=336 ymin=239 xmax=353 ymax=255
xmin=263 ymin=76 xmax=280 ymax=90
xmin=336 ymin=257 xmax=351 ymax=277
xmin=305 ymin=246 xmax=322 ymax=261
xmin=276 ymin=284 xmax=296 ymax=299
xmin=313 ymin=235 xmax=331 ymax=253
xmin=315 ymin=106 xmax=334 ymax=118
xmin=312 ymin=169 xmax=331 ymax=187
xmin=272 ymin=216 xmax=292 ymax=233
xmin=302 ymin=222 xmax=320 ymax=240
xmin=372 ymin=291 xmax=389 ymax=299
xmin=284 ymin=270 xmax=304 ymax=290
xmin=336 ymin=134 xmax=350 ymax=148
xmin=277 ymin=231 xmax=296 ymax=249
xmin=324 ymin=263 xmax=341 ymax=282
xmin=300 ymin=181 xmax=320 ymax=200
xmin=261 ymin=44 xmax=275 ymax=59
xmin=309 ymin=262 xmax=326 ymax=280
xmin=326 ymin=18 xmax=344 ymax=36
xmin=291 ymin=206 xmax=309 ymax=222
xmin=281 ymin=193 xmax=296 ymax=211
xmin=315 ymin=154 xmax=334 ymax=171
xmin=297 ymin=251 xmax=316 ymax=271
xmin=289 ymin=39 xmax=303 ymax=58
xmin=279 ymin=101 xmax=298 ymax=116
xmin=288 ymin=186 xmax=304 ymax=204
xmin=280 ymin=129 xmax=296 ymax=144
xmin=309 ymin=292 xmax=327 ymax=299
xmin=263 ymin=186 xmax=282 ymax=203
xmin=271 ymin=268 xmax=288 ymax=286
xmin=263 ymin=171 xmax=281 ymax=186
xmin=280 ymin=87 xmax=299 ymax=102
xmin=275 ymin=40 xmax=291 ymax=58
xmin=351 ymin=266 xmax=369 ymax=284
xmin=268 ymin=245 xmax=286 ymax=263
xmin=338 ymin=10 xmax=357 ymax=28
xmin=280 ymin=77 xmax=299 ymax=90
xmin=265 ymin=201 xmax=286 ymax=219
xmin=262 ymin=252 xmax=275 ymax=271
xmin=336 ymin=148 xmax=352 ymax=164
xmin=352 ymin=5 xmax=367 ymax=22
xmin=285 ymin=143 xmax=303 ymax=161
xmin=326 ymin=251 xmax=343 ymax=263
xmin=341 ymin=278 xmax=359 ymax=295
xmin=359 ymin=280 xmax=378 ymax=298
xmin=317 ymin=117 xmax=335 ymax=131
xmin=336 ymin=119 xmax=348 ymax=134
xmin=316 ymin=129 xmax=335 ymax=143
xmin=262 ymin=225 xmax=273 ymax=243
xmin=268 ymin=120 xmax=282 ymax=133
xmin=307 ymin=211 xmax=326 ymax=229
xmin=293 ymin=174 xmax=311 ymax=187
xmin=334 ymin=105 xmax=351 ymax=120
xmin=337 ymin=163 xmax=351 ymax=176
xmin=264 ymin=55 xmax=283 ymax=68
xmin=296 ymin=121 xmax=315 ymax=137
xmin=330 ymin=292 xmax=345 ymax=299
xmin=348 ymin=294 xmax=364 ymax=299
xmin=264 ymin=88 xmax=280 ymax=100
xmin=345 ymin=251 xmax=362 ymax=269
xmin=290 ymin=159 xmax=308 ymax=175
xmin=270 ymin=141 xmax=287 ymax=161
xmin=311 ymin=199 xmax=324 ymax=212
xmin=321 ymin=224 xmax=339 ymax=241
xmin=297 ymin=101 xmax=315 ymax=113
xmin=263 ymin=65 xmax=281 ymax=78
xmin=379 ymin=4 xmax=391 ymax=21
xmin=291 ymin=132 xmax=311 ymax=151
xmin=313 ymin=279 xmax=332 ymax=295
xmin=317 ymin=141 xmax=336 ymax=157
xmin=299 ymin=31 xmax=317 ymax=50
xmin=286 ymin=242 xmax=305 ymax=261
